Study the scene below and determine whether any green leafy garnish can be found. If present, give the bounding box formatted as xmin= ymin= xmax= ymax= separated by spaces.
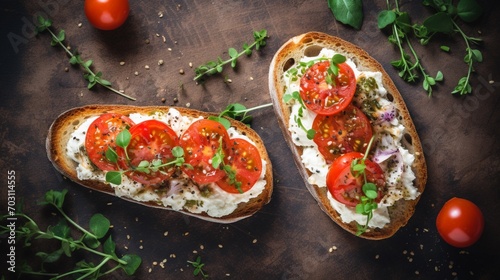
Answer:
xmin=351 ymin=136 xmax=379 ymax=236
xmin=194 ymin=29 xmax=268 ymax=82
xmin=283 ymin=91 xmax=315 ymax=140
xmin=208 ymin=102 xmax=273 ymax=129
xmin=187 ymin=256 xmax=209 ymax=278
xmin=377 ymin=0 xmax=483 ymax=95
xmin=327 ymin=0 xmax=364 ymax=30
xmin=0 ymin=189 xmax=142 ymax=279
xmin=35 ymin=16 xmax=136 ymax=101
xmin=212 ymin=137 xmax=243 ymax=193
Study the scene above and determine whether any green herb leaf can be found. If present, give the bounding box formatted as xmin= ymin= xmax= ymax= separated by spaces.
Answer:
xmin=116 ymin=129 xmax=131 ymax=148
xmin=377 ymin=10 xmax=396 ymax=28
xmin=106 ymin=171 xmax=123 ymax=185
xmin=423 ymin=12 xmax=454 ymax=33
xmin=327 ymin=0 xmax=364 ymax=30
xmin=89 ymin=213 xmax=110 ymax=239
xmin=457 ymin=0 xmax=482 ymax=22
xmin=121 ymin=254 xmax=142 ymax=276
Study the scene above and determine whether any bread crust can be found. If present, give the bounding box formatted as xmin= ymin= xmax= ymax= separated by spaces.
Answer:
xmin=46 ymin=105 xmax=273 ymax=223
xmin=268 ymin=32 xmax=427 ymax=239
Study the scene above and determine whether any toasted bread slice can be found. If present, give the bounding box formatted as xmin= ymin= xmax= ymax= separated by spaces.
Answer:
xmin=46 ymin=105 xmax=273 ymax=223
xmin=269 ymin=32 xmax=427 ymax=239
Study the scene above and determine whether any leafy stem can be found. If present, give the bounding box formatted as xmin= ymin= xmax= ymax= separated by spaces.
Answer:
xmin=209 ymin=102 xmax=273 ymax=129
xmin=187 ymin=256 xmax=209 ymax=278
xmin=0 ymin=189 xmax=141 ymax=279
xmin=350 ymin=136 xmax=379 ymax=236
xmin=194 ymin=29 xmax=268 ymax=82
xmin=35 ymin=16 xmax=136 ymax=101
xmin=283 ymin=91 xmax=315 ymax=140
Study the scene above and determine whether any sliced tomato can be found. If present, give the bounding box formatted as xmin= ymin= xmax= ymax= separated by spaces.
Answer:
xmin=326 ymin=152 xmax=385 ymax=207
xmin=117 ymin=120 xmax=179 ymax=185
xmin=179 ymin=119 xmax=230 ymax=184
xmin=217 ymin=138 xmax=262 ymax=193
xmin=300 ymin=61 xmax=356 ymax=115
xmin=312 ymin=105 xmax=373 ymax=164
xmin=85 ymin=113 xmax=135 ymax=171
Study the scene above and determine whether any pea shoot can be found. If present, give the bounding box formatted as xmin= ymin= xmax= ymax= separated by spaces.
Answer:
xmin=208 ymin=102 xmax=273 ymax=129
xmin=0 ymin=189 xmax=141 ymax=279
xmin=350 ymin=136 xmax=379 ymax=236
xmin=35 ymin=16 xmax=136 ymax=101
xmin=194 ymin=29 xmax=268 ymax=82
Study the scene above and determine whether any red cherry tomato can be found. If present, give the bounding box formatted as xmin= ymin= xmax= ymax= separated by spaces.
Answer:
xmin=117 ymin=120 xmax=179 ymax=185
xmin=312 ymin=105 xmax=373 ymax=164
xmin=326 ymin=152 xmax=385 ymax=207
xmin=300 ymin=61 xmax=356 ymax=115
xmin=179 ymin=119 xmax=231 ymax=184
xmin=436 ymin=197 xmax=484 ymax=248
xmin=85 ymin=113 xmax=135 ymax=171
xmin=84 ymin=0 xmax=130 ymax=30
xmin=217 ymin=138 xmax=262 ymax=193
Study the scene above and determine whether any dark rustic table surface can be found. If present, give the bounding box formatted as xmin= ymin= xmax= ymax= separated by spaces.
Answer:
xmin=1 ymin=1 xmax=499 ymax=279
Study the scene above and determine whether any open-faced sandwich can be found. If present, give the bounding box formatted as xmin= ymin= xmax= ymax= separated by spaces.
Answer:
xmin=46 ymin=105 xmax=273 ymax=223
xmin=269 ymin=32 xmax=427 ymax=239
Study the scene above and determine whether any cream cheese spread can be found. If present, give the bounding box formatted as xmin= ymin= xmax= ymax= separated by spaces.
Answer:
xmin=66 ymin=108 xmax=267 ymax=218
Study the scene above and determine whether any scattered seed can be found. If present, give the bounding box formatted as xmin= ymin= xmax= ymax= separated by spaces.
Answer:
xmin=489 ymin=80 xmax=495 ymax=84
xmin=415 ymin=271 xmax=419 ymax=275
xmin=134 ymin=71 xmax=139 ymax=76
xmin=168 ymin=47 xmax=172 ymax=51
xmin=164 ymin=231 xmax=169 ymax=236
xmin=249 ymin=76 xmax=254 ymax=80
xmin=252 ymin=239 xmax=257 ymax=244
xmin=158 ymin=59 xmax=164 ymax=65
xmin=127 ymin=235 xmax=130 ymax=240
xmin=161 ymin=97 xmax=166 ymax=103
xmin=184 ymin=232 xmax=189 ymax=236
xmin=375 ymin=254 xmax=380 ymax=259
xmin=189 ymin=62 xmax=193 ymax=68
xmin=218 ymin=244 xmax=223 ymax=248
xmin=139 ymin=245 xmax=143 ymax=249
xmin=158 ymin=11 xmax=163 ymax=18
xmin=173 ymin=97 xmax=178 ymax=103
xmin=200 ymin=245 xmax=205 ymax=250
xmin=124 ymin=245 xmax=128 ymax=250
xmin=145 ymin=39 xmax=150 ymax=44
xmin=170 ymin=254 xmax=176 ymax=258
xmin=153 ymin=261 xmax=158 ymax=266
xmin=145 ymin=65 xmax=150 ymax=70
xmin=148 ymin=268 xmax=152 ymax=273
xmin=186 ymin=102 xmax=191 ymax=108
xmin=179 ymin=69 xmax=185 ymax=75
xmin=78 ymin=22 xmax=82 ymax=28
xmin=64 ymin=67 xmax=69 ymax=72
xmin=155 ymin=33 xmax=160 ymax=37
xmin=193 ymin=250 xmax=198 ymax=254
xmin=162 ymin=35 xmax=166 ymax=43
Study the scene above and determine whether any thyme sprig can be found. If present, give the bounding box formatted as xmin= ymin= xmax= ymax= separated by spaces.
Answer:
xmin=0 ymin=189 xmax=141 ymax=279
xmin=194 ymin=29 xmax=268 ymax=82
xmin=35 ymin=16 xmax=136 ymax=101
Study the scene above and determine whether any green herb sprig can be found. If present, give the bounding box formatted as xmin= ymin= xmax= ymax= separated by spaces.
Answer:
xmin=212 ymin=137 xmax=243 ymax=193
xmin=105 ymin=129 xmax=188 ymax=185
xmin=378 ymin=1 xmax=444 ymax=96
xmin=35 ymin=16 xmax=136 ymax=101
xmin=283 ymin=91 xmax=316 ymax=140
xmin=187 ymin=256 xmax=208 ymax=278
xmin=0 ymin=189 xmax=141 ymax=279
xmin=208 ymin=102 xmax=273 ymax=129
xmin=194 ymin=29 xmax=268 ymax=82
xmin=350 ymin=136 xmax=379 ymax=236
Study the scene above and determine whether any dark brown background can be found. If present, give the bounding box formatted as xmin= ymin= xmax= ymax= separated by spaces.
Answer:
xmin=1 ymin=0 xmax=499 ymax=279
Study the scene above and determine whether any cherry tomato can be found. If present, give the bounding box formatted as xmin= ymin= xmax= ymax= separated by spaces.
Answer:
xmin=436 ymin=197 xmax=484 ymax=248
xmin=300 ymin=61 xmax=356 ymax=115
xmin=312 ymin=105 xmax=373 ymax=164
xmin=117 ymin=120 xmax=179 ymax=185
xmin=84 ymin=0 xmax=130 ymax=30
xmin=326 ymin=152 xmax=385 ymax=207
xmin=217 ymin=138 xmax=262 ymax=193
xmin=85 ymin=113 xmax=135 ymax=171
xmin=179 ymin=119 xmax=230 ymax=184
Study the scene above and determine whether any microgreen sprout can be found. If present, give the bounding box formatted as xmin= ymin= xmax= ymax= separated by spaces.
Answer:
xmin=350 ymin=136 xmax=380 ymax=236
xmin=283 ymin=91 xmax=316 ymax=140
xmin=187 ymin=256 xmax=209 ymax=278
xmin=194 ymin=29 xmax=268 ymax=82
xmin=325 ymin=54 xmax=347 ymax=85
xmin=0 ymin=189 xmax=142 ymax=279
xmin=104 ymin=129 xmax=188 ymax=185
xmin=208 ymin=102 xmax=273 ymax=129
xmin=35 ymin=16 xmax=136 ymax=101
xmin=212 ymin=137 xmax=243 ymax=193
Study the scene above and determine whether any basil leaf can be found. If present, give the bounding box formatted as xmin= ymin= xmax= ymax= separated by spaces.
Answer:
xmin=327 ymin=0 xmax=363 ymax=30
